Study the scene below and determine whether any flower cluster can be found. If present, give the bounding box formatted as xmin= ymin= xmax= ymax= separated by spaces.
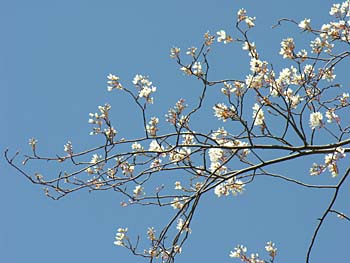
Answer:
xmin=63 ymin=141 xmax=73 ymax=155
xmin=325 ymin=109 xmax=340 ymax=123
xmin=88 ymin=104 xmax=112 ymax=135
xmin=216 ymin=30 xmax=233 ymax=44
xmin=165 ymin=98 xmax=187 ymax=125
xmin=309 ymin=112 xmax=323 ymax=129
xmin=237 ymin=8 xmax=256 ymax=27
xmin=186 ymin=46 xmax=197 ymax=57
xmin=310 ymin=147 xmax=346 ymax=177
xmin=86 ymin=154 xmax=105 ymax=174
xmin=299 ymin=18 xmax=312 ymax=30
xmin=229 ymin=242 xmax=277 ymax=262
xmin=284 ymin=88 xmax=303 ymax=109
xmin=171 ymin=197 xmax=184 ymax=209
xmin=133 ymin=185 xmax=144 ymax=197
xmin=204 ymin=31 xmax=215 ymax=46
xmin=169 ymin=147 xmax=191 ymax=163
xmin=279 ymin=38 xmax=295 ymax=59
xmin=252 ymin=103 xmax=265 ymax=126
xmin=107 ymin=74 xmax=123 ymax=91
xmin=146 ymin=117 xmax=159 ymax=136
xmin=133 ymin=74 xmax=157 ymax=104
xmin=176 ymin=218 xmax=191 ymax=233
xmin=214 ymin=178 xmax=245 ymax=197
xmin=191 ymin=61 xmax=203 ymax=75
xmin=170 ymin=47 xmax=180 ymax=58
xmin=28 ymin=137 xmax=38 ymax=151
xmin=213 ymin=103 xmax=238 ymax=122
xmin=114 ymin=227 xmax=128 ymax=246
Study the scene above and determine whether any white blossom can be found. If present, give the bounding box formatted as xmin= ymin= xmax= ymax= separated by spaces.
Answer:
xmin=309 ymin=112 xmax=323 ymax=129
xmin=252 ymin=103 xmax=265 ymax=126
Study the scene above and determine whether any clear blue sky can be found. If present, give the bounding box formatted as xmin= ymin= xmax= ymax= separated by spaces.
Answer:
xmin=1 ymin=0 xmax=348 ymax=262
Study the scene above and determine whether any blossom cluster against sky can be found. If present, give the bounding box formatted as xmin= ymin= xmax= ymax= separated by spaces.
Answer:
xmin=1 ymin=0 xmax=349 ymax=263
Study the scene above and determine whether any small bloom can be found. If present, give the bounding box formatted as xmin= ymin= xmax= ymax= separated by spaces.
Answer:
xmin=309 ymin=112 xmax=323 ymax=129
xmin=216 ymin=30 xmax=233 ymax=44
xmin=114 ymin=227 xmax=128 ymax=246
xmin=279 ymin=38 xmax=295 ymax=59
xmin=64 ymin=141 xmax=73 ymax=155
xmin=252 ymin=103 xmax=265 ymax=126
xmin=29 ymin=138 xmax=38 ymax=149
xmin=213 ymin=103 xmax=238 ymax=122
xmin=107 ymin=74 xmax=123 ymax=91
xmin=298 ymin=19 xmax=311 ymax=30
xmin=170 ymin=47 xmax=180 ymax=58
xmin=192 ymin=61 xmax=203 ymax=75
xmin=133 ymin=185 xmax=144 ymax=197
xmin=174 ymin=181 xmax=182 ymax=190
xmin=186 ymin=47 xmax=197 ymax=57
xmin=131 ymin=142 xmax=143 ymax=151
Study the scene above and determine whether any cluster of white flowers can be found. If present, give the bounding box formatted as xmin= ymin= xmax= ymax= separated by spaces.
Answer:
xmin=299 ymin=18 xmax=312 ymax=30
xmin=104 ymin=126 xmax=117 ymax=141
xmin=133 ymin=74 xmax=157 ymax=103
xmin=265 ymin=241 xmax=278 ymax=258
xmin=216 ymin=30 xmax=233 ymax=44
xmin=320 ymin=67 xmax=336 ymax=81
xmin=284 ymin=88 xmax=303 ymax=109
xmin=214 ymin=178 xmax=245 ymax=197
xmin=176 ymin=218 xmax=191 ymax=233
xmin=309 ymin=112 xmax=323 ymax=129
xmin=174 ymin=181 xmax=182 ymax=190
xmin=170 ymin=47 xmax=180 ymax=58
xmin=28 ymin=137 xmax=38 ymax=148
xmin=133 ymin=185 xmax=144 ymax=197
xmin=86 ymin=154 xmax=105 ymax=174
xmin=186 ymin=46 xmax=197 ymax=57
xmin=249 ymin=58 xmax=268 ymax=74
xmin=213 ymin=103 xmax=238 ymax=122
xmin=237 ymin=8 xmax=255 ymax=27
xmin=279 ymin=38 xmax=295 ymax=59
xmin=324 ymin=147 xmax=346 ymax=177
xmin=310 ymin=147 xmax=346 ymax=177
xmin=221 ymin=81 xmax=238 ymax=96
xmin=271 ymin=66 xmax=302 ymax=97
xmin=63 ymin=141 xmax=73 ymax=155
xmin=245 ymin=73 xmax=264 ymax=89
xmin=114 ymin=227 xmax=128 ymax=246
xmin=182 ymin=133 xmax=194 ymax=145
xmin=310 ymin=37 xmax=333 ymax=54
xmin=229 ymin=242 xmax=277 ymax=262
xmin=131 ymin=142 xmax=143 ymax=151
xmin=107 ymin=73 xmax=123 ymax=91
xmin=148 ymin=140 xmax=164 ymax=153
xmin=146 ymin=117 xmax=159 ymax=136
xmin=303 ymin=64 xmax=315 ymax=80
xmin=242 ymin=41 xmax=258 ymax=58
xmin=329 ymin=1 xmax=350 ymax=17
xmin=171 ymin=197 xmax=184 ymax=209
xmin=340 ymin=92 xmax=349 ymax=106
xmin=211 ymin=128 xmax=250 ymax=159
xmin=192 ymin=61 xmax=203 ymax=75
xmin=169 ymin=147 xmax=191 ymax=163
xmin=120 ymin=161 xmax=135 ymax=176
xmin=147 ymin=227 xmax=156 ymax=241
xmin=296 ymin=49 xmax=308 ymax=61
xmin=252 ymin=103 xmax=265 ymax=126
xmin=325 ymin=109 xmax=340 ymax=123
xmin=88 ymin=104 xmax=112 ymax=135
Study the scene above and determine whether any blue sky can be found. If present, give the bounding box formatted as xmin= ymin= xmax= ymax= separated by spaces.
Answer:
xmin=1 ymin=0 xmax=349 ymax=262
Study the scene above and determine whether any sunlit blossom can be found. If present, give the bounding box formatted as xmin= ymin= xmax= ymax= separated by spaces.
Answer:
xmin=309 ymin=112 xmax=323 ymax=129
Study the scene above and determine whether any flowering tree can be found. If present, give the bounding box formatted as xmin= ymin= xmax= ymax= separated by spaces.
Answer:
xmin=5 ymin=1 xmax=350 ymax=263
